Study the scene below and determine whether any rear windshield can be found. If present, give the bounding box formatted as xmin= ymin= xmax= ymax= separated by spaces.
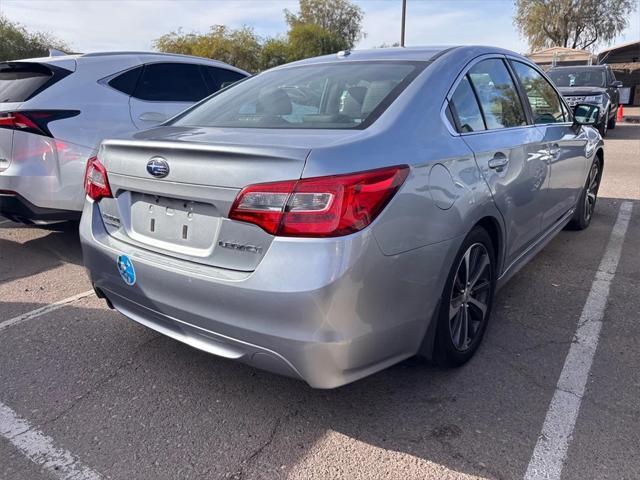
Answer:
xmin=547 ymin=68 xmax=606 ymax=88
xmin=0 ymin=63 xmax=56 ymax=103
xmin=172 ymin=61 xmax=426 ymax=130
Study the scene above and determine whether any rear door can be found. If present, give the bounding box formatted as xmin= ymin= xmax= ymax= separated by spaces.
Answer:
xmin=129 ymin=62 xmax=212 ymax=129
xmin=509 ymin=59 xmax=588 ymax=231
xmin=450 ymin=57 xmax=550 ymax=268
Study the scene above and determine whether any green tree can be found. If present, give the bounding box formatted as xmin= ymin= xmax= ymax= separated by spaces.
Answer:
xmin=514 ymin=0 xmax=637 ymax=51
xmin=0 ymin=15 xmax=69 ymax=61
xmin=260 ymin=37 xmax=290 ymax=70
xmin=286 ymin=22 xmax=348 ymax=61
xmin=154 ymin=0 xmax=367 ymax=71
xmin=154 ymin=25 xmax=263 ymax=73
xmin=284 ymin=0 xmax=365 ymax=49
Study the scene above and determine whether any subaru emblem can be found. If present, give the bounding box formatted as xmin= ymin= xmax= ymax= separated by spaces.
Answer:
xmin=146 ymin=157 xmax=170 ymax=178
xmin=117 ymin=254 xmax=136 ymax=286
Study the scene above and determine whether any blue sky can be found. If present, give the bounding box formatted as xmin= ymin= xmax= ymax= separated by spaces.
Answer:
xmin=1 ymin=0 xmax=638 ymax=55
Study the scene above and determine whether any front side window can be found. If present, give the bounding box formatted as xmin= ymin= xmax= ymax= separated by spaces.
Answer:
xmin=450 ymin=75 xmax=485 ymax=133
xmin=172 ymin=61 xmax=424 ymax=130
xmin=511 ymin=61 xmax=565 ymax=124
xmin=467 ymin=59 xmax=527 ymax=129
xmin=133 ymin=63 xmax=209 ymax=102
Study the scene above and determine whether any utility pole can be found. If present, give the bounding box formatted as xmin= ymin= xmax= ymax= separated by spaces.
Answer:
xmin=400 ymin=0 xmax=407 ymax=47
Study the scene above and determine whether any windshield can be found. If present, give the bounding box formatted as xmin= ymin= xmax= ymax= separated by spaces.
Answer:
xmin=547 ymin=68 xmax=606 ymax=88
xmin=172 ymin=61 xmax=425 ymax=130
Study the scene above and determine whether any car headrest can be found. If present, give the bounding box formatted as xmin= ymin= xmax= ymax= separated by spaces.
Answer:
xmin=362 ymin=81 xmax=395 ymax=116
xmin=340 ymin=86 xmax=368 ymax=117
xmin=257 ymin=88 xmax=293 ymax=116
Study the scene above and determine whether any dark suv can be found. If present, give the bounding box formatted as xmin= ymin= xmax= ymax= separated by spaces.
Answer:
xmin=548 ymin=65 xmax=622 ymax=136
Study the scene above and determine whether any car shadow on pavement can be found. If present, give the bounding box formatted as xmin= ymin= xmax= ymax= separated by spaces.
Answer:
xmin=0 ymin=222 xmax=83 ymax=285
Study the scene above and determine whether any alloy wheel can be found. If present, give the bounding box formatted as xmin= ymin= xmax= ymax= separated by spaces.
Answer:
xmin=584 ymin=162 xmax=600 ymax=222
xmin=449 ymin=243 xmax=492 ymax=352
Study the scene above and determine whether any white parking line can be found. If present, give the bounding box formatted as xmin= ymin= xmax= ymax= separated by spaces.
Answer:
xmin=0 ymin=402 xmax=102 ymax=479
xmin=524 ymin=201 xmax=633 ymax=480
xmin=0 ymin=290 xmax=95 ymax=332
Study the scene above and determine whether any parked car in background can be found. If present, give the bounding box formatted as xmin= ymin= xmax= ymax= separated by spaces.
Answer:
xmin=0 ymin=52 xmax=248 ymax=224
xmin=81 ymin=46 xmax=603 ymax=388
xmin=547 ymin=65 xmax=622 ymax=136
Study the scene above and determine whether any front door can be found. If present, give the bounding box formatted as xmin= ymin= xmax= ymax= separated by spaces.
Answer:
xmin=509 ymin=60 xmax=589 ymax=231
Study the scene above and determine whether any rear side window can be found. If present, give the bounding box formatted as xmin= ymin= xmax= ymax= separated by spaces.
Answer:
xmin=0 ymin=63 xmax=69 ymax=103
xmin=450 ymin=76 xmax=485 ymax=132
xmin=108 ymin=66 xmax=143 ymax=95
xmin=510 ymin=61 xmax=565 ymax=124
xmin=133 ymin=63 xmax=209 ymax=102
xmin=467 ymin=59 xmax=527 ymax=129
xmin=202 ymin=66 xmax=246 ymax=92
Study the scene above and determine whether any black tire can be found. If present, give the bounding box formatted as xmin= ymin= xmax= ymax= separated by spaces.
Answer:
xmin=433 ymin=226 xmax=496 ymax=368
xmin=597 ymin=116 xmax=607 ymax=137
xmin=566 ymin=158 xmax=602 ymax=231
xmin=607 ymin=110 xmax=617 ymax=130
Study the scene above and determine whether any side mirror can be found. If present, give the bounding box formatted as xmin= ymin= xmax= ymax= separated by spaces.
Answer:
xmin=573 ymin=104 xmax=600 ymax=126
xmin=611 ymin=80 xmax=623 ymax=88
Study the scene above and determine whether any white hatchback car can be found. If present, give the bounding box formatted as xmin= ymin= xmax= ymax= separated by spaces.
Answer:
xmin=0 ymin=51 xmax=248 ymax=223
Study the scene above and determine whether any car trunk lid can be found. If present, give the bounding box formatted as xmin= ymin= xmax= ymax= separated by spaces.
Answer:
xmin=97 ymin=126 xmax=356 ymax=271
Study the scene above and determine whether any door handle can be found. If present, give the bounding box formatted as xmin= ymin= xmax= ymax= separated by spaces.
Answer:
xmin=488 ymin=153 xmax=509 ymax=171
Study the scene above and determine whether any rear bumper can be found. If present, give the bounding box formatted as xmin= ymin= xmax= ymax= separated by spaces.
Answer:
xmin=0 ymin=191 xmax=80 ymax=223
xmin=80 ymin=200 xmax=457 ymax=388
xmin=0 ymin=131 xmax=93 ymax=217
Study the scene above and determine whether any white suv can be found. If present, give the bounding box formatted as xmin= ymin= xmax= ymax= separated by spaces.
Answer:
xmin=0 ymin=51 xmax=247 ymax=224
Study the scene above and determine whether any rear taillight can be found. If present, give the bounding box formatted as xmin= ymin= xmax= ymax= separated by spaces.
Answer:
xmin=84 ymin=156 xmax=112 ymax=201
xmin=229 ymin=165 xmax=409 ymax=237
xmin=0 ymin=110 xmax=80 ymax=137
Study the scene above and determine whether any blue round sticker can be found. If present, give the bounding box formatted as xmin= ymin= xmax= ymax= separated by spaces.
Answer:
xmin=117 ymin=254 xmax=136 ymax=286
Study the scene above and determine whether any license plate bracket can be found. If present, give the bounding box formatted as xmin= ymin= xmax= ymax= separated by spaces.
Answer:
xmin=128 ymin=193 xmax=219 ymax=252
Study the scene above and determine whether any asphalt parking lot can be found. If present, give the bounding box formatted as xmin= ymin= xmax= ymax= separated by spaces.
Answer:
xmin=1 ymin=123 xmax=639 ymax=480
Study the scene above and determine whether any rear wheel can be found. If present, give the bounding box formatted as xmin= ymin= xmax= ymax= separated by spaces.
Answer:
xmin=434 ymin=227 xmax=496 ymax=367
xmin=566 ymin=158 xmax=602 ymax=230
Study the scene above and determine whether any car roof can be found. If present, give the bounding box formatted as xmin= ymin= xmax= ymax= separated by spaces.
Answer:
xmin=9 ymin=51 xmax=248 ymax=74
xmin=270 ymin=45 xmax=529 ymax=69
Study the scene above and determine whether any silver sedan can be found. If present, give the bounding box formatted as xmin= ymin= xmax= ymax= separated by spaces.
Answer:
xmin=80 ymin=46 xmax=604 ymax=388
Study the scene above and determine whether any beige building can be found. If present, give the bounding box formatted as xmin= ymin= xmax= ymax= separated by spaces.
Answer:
xmin=526 ymin=46 xmax=598 ymax=69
